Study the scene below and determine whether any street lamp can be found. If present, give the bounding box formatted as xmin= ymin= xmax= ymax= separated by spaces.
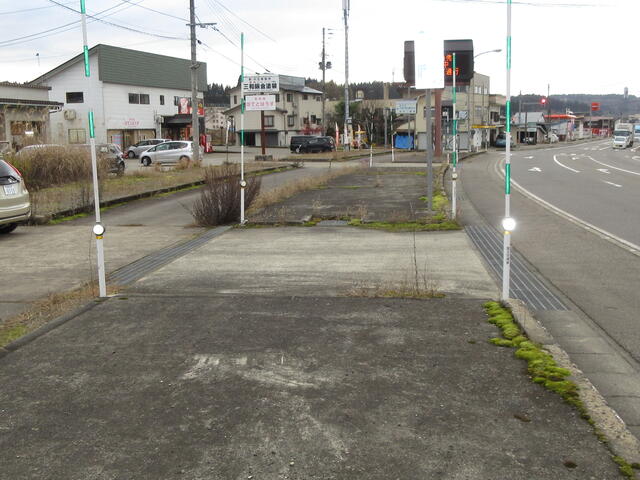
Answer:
xmin=474 ymin=48 xmax=502 ymax=59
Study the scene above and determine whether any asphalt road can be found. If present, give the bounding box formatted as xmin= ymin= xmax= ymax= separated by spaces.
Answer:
xmin=506 ymin=138 xmax=640 ymax=247
xmin=460 ymin=143 xmax=640 ymax=363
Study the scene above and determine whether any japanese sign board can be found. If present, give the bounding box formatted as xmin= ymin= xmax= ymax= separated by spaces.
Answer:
xmin=395 ymin=100 xmax=417 ymax=115
xmin=245 ymin=95 xmax=277 ymax=111
xmin=243 ymin=74 xmax=279 ymax=94
xmin=591 ymin=102 xmax=600 ymax=112
xmin=443 ymin=39 xmax=474 ymax=86
xmin=178 ymin=98 xmax=205 ymax=116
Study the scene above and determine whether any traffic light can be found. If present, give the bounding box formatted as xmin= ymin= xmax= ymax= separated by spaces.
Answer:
xmin=540 ymin=97 xmax=547 ymax=106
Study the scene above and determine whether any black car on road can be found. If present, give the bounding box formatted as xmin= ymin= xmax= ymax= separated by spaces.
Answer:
xmin=290 ymin=136 xmax=335 ymax=153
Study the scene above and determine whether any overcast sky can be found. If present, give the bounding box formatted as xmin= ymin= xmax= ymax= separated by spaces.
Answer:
xmin=0 ymin=0 xmax=636 ymax=97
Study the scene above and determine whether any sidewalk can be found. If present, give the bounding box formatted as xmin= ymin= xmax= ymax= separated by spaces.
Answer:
xmin=0 ymin=167 xmax=633 ymax=479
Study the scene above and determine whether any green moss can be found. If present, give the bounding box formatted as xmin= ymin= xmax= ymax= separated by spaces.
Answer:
xmin=347 ymin=219 xmax=461 ymax=232
xmin=0 ymin=324 xmax=28 ymax=347
xmin=49 ymin=212 xmax=89 ymax=224
xmin=490 ymin=338 xmax=513 ymax=347
xmin=612 ymin=456 xmax=636 ymax=478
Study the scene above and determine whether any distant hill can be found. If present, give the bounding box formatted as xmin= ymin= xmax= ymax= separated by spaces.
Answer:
xmin=513 ymin=93 xmax=640 ymax=117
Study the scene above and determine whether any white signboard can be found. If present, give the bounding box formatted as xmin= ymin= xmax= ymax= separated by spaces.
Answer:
xmin=243 ymin=74 xmax=279 ymax=93
xmin=245 ymin=95 xmax=277 ymax=111
xmin=414 ymin=33 xmax=445 ymax=89
xmin=395 ymin=100 xmax=417 ymax=115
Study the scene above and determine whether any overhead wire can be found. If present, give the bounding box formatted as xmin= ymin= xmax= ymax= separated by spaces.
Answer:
xmin=210 ymin=0 xmax=276 ymax=43
xmin=0 ymin=0 xmax=164 ymax=47
xmin=45 ymin=0 xmax=187 ymax=41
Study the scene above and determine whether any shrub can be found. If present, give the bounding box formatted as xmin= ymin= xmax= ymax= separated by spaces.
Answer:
xmin=191 ymin=164 xmax=261 ymax=226
xmin=6 ymin=145 xmax=109 ymax=191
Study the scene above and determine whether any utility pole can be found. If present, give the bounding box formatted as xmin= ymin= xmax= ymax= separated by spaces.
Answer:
xmin=189 ymin=0 xmax=199 ymax=163
xmin=343 ymin=0 xmax=350 ymax=151
xmin=188 ymin=2 xmax=216 ymax=163
xmin=319 ymin=28 xmax=332 ymax=136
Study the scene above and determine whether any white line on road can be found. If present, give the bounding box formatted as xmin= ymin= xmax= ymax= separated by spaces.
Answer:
xmin=495 ymin=160 xmax=640 ymax=256
xmin=553 ymin=154 xmax=580 ymax=173
xmin=586 ymin=156 xmax=640 ymax=176
xmin=528 ymin=167 xmax=541 ymax=172
xmin=596 ymin=168 xmax=610 ymax=174
xmin=604 ymin=181 xmax=622 ymax=188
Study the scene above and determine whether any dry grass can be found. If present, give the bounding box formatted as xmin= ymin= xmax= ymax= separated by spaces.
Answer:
xmin=347 ymin=279 xmax=444 ymax=299
xmin=248 ymin=166 xmax=363 ymax=213
xmin=31 ymin=161 xmax=282 ymax=217
xmin=0 ymin=282 xmax=119 ymax=348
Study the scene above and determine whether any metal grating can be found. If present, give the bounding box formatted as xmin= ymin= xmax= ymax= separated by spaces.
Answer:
xmin=466 ymin=225 xmax=568 ymax=311
xmin=108 ymin=226 xmax=231 ymax=286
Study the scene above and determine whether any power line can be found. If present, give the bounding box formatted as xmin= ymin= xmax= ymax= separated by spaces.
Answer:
xmin=46 ymin=0 xmax=187 ymax=41
xmin=0 ymin=0 xmax=147 ymax=47
xmin=0 ymin=1 xmax=76 ymax=15
xmin=211 ymin=26 xmax=271 ymax=73
xmin=211 ymin=0 xmax=276 ymax=42
xmin=119 ymin=0 xmax=187 ymax=21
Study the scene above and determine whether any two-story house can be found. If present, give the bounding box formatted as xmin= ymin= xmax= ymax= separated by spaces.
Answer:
xmin=30 ymin=44 xmax=206 ymax=151
xmin=225 ymin=75 xmax=323 ymax=147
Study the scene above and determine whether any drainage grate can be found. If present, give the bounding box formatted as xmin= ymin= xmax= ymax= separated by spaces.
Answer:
xmin=317 ymin=220 xmax=349 ymax=226
xmin=466 ymin=225 xmax=568 ymax=311
xmin=108 ymin=226 xmax=231 ymax=286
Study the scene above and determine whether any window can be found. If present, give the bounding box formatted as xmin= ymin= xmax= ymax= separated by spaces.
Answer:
xmin=303 ymin=94 xmax=308 ymax=100
xmin=264 ymin=115 xmax=274 ymax=127
xmin=140 ymin=94 xmax=150 ymax=105
xmin=174 ymin=96 xmax=180 ymax=106
xmin=66 ymin=92 xmax=84 ymax=103
xmin=311 ymin=115 xmax=317 ymax=124
xmin=286 ymin=93 xmax=293 ymax=102
xmin=160 ymin=95 xmax=165 ymax=105
xmin=287 ymin=115 xmax=295 ymax=127
xmin=316 ymin=96 xmax=321 ymax=101
xmin=234 ymin=95 xmax=238 ymax=105
xmin=129 ymin=93 xmax=140 ymax=104
xmin=275 ymin=94 xmax=280 ymax=102
xmin=68 ymin=128 xmax=86 ymax=144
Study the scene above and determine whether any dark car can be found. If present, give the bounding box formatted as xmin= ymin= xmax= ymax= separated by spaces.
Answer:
xmin=75 ymin=144 xmax=126 ymax=175
xmin=495 ymin=133 xmax=515 ymax=148
xmin=290 ymin=136 xmax=335 ymax=153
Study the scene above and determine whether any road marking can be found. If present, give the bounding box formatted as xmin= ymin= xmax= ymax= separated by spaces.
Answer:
xmin=495 ymin=160 xmax=640 ymax=256
xmin=553 ymin=154 xmax=580 ymax=173
xmin=524 ymin=156 xmax=534 ymax=159
xmin=596 ymin=168 xmax=610 ymax=174
xmin=604 ymin=181 xmax=622 ymax=188
xmin=586 ymin=156 xmax=640 ymax=176
xmin=599 ymin=146 xmax=610 ymax=151
xmin=528 ymin=167 xmax=541 ymax=172
xmin=632 ymin=156 xmax=640 ymax=161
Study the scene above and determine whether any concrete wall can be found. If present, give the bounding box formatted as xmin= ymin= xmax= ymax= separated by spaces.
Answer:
xmin=0 ymin=84 xmax=50 ymax=101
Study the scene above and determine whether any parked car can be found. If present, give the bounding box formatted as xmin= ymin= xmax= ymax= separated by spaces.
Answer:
xmin=0 ymin=156 xmax=31 ymax=234
xmin=290 ymin=135 xmax=335 ymax=153
xmin=495 ymin=133 xmax=515 ymax=148
xmin=74 ymin=144 xmax=126 ymax=175
xmin=139 ymin=141 xmax=203 ymax=166
xmin=126 ymin=139 xmax=170 ymax=159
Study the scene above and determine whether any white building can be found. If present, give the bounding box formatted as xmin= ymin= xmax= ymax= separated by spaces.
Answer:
xmin=225 ymin=75 xmax=323 ymax=147
xmin=31 ymin=44 xmax=206 ymax=150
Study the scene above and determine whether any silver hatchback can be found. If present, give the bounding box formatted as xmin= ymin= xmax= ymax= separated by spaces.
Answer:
xmin=0 ymin=157 xmax=31 ymax=234
xmin=126 ymin=139 xmax=170 ymax=159
xmin=139 ymin=141 xmax=203 ymax=166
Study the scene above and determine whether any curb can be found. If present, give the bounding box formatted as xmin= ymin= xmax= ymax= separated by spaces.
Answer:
xmin=1 ymin=299 xmax=103 ymax=357
xmin=38 ymin=164 xmax=296 ymax=223
xmin=506 ymin=298 xmax=640 ymax=466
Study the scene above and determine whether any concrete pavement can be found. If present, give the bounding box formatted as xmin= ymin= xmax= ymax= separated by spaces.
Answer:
xmin=0 ymin=164 xmax=637 ymax=478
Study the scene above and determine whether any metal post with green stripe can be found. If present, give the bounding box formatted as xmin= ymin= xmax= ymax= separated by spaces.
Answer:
xmin=502 ymin=0 xmax=514 ymax=300
xmin=451 ymin=52 xmax=458 ymax=219
xmin=240 ymin=32 xmax=246 ymax=224
xmin=80 ymin=0 xmax=106 ymax=298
